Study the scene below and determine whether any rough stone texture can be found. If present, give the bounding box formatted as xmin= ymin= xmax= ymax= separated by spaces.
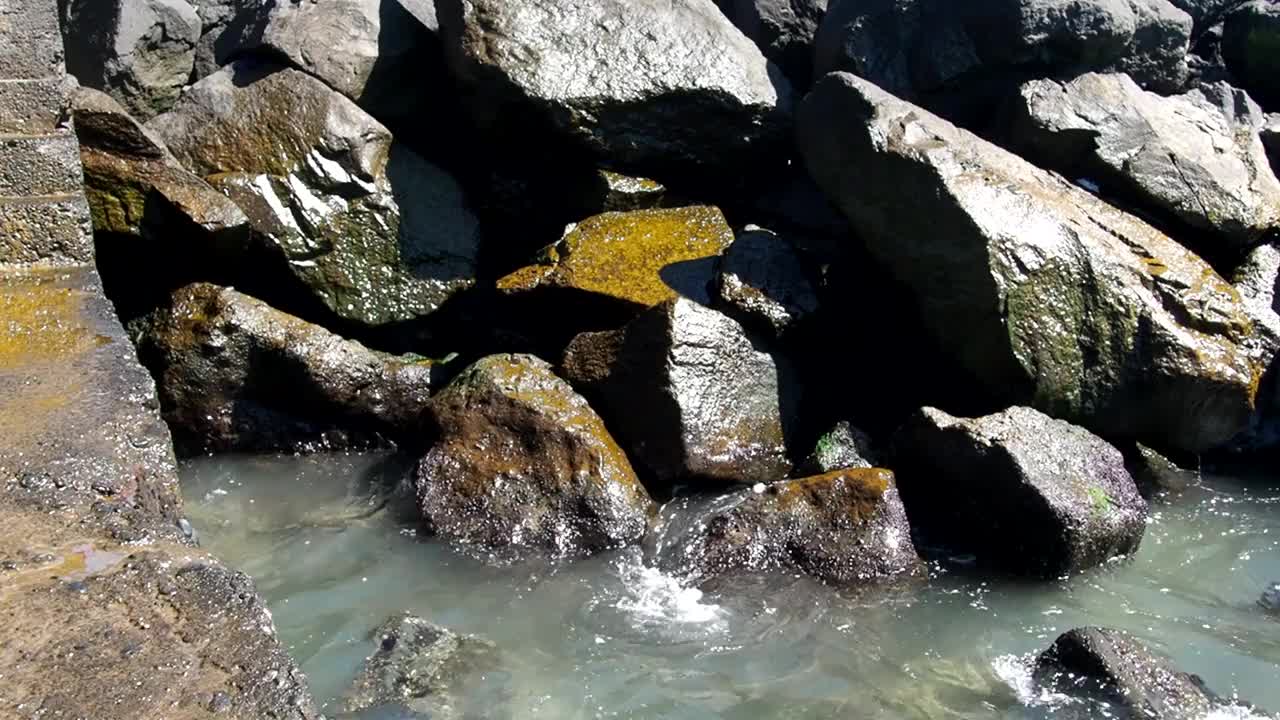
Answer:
xmin=892 ymin=406 xmax=1148 ymax=577
xmin=71 ymin=86 xmax=248 ymax=241
xmin=1034 ymin=627 xmax=1217 ymax=719
xmin=415 ymin=354 xmax=655 ymax=555
xmin=498 ymin=206 xmax=734 ymax=314
xmin=60 ymin=0 xmax=201 ymax=119
xmin=716 ymin=0 xmax=829 ymax=89
xmin=661 ymin=468 xmax=922 ymax=585
xmin=798 ymin=420 xmax=878 ymax=475
xmin=1123 ymin=442 xmax=1200 ymax=496
xmin=0 ymin=0 xmax=65 ymax=80
xmin=1227 ymin=242 xmax=1280 ymax=453
xmin=1223 ymin=0 xmax=1280 ymax=109
xmin=437 ymin=0 xmax=793 ymax=178
xmin=573 ymin=170 xmax=670 ymax=214
xmin=343 ymin=613 xmax=500 ymax=719
xmin=149 ymin=61 xmax=482 ymax=328
xmin=190 ymin=0 xmax=237 ymax=79
xmin=0 ymin=77 xmax=69 ymax=133
xmin=1004 ymin=73 xmax=1280 ymax=252
xmin=1168 ymin=0 xmax=1251 ymax=34
xmin=0 ymin=131 xmax=84 ymax=197
xmin=799 ymin=72 xmax=1260 ymax=454
xmin=563 ymin=297 xmax=798 ymax=487
xmin=0 ymin=194 xmax=93 ymax=265
xmin=132 ymin=282 xmax=435 ymax=455
xmin=713 ymin=225 xmax=820 ymax=340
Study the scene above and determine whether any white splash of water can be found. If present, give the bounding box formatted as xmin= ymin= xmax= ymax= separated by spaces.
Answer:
xmin=991 ymin=653 xmax=1075 ymax=709
xmin=612 ymin=556 xmax=725 ymax=629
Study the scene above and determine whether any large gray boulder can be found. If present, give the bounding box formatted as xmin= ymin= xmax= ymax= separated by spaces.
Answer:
xmin=61 ymin=0 xmax=200 ymax=119
xmin=562 ymin=297 xmax=798 ymax=487
xmin=715 ymin=0 xmax=829 ymax=89
xmin=148 ymin=61 xmax=481 ymax=329
xmin=1223 ymin=0 xmax=1280 ymax=109
xmin=799 ymin=72 xmax=1260 ymax=453
xmin=1003 ymin=73 xmax=1280 ymax=252
xmin=1227 ymin=243 xmax=1280 ymax=453
xmin=415 ymin=354 xmax=655 ymax=556
xmin=892 ymin=407 xmax=1148 ymax=577
xmin=132 ymin=283 xmax=435 ymax=455
xmin=436 ymin=0 xmax=793 ymax=178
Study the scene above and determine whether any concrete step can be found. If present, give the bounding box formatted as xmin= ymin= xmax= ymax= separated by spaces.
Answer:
xmin=0 ymin=0 xmax=64 ymax=81
xmin=0 ymin=194 xmax=93 ymax=264
xmin=0 ymin=132 xmax=84 ymax=197
xmin=0 ymin=78 xmax=66 ymax=134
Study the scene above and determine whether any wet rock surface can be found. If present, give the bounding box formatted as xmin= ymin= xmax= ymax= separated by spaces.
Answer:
xmin=799 ymin=72 xmax=1259 ymax=454
xmin=892 ymin=406 xmax=1148 ymax=577
xmin=132 ymin=282 xmax=435 ymax=455
xmin=712 ymin=225 xmax=820 ymax=340
xmin=415 ymin=354 xmax=654 ymax=555
xmin=798 ymin=420 xmax=878 ymax=475
xmin=1003 ymin=73 xmax=1280 ymax=252
xmin=563 ymin=297 xmax=798 ymax=487
xmin=659 ymin=468 xmax=923 ymax=585
xmin=1261 ymin=582 xmax=1280 ymax=613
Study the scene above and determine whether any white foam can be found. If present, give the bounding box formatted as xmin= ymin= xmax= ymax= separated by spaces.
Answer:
xmin=991 ymin=653 xmax=1075 ymax=709
xmin=613 ymin=557 xmax=725 ymax=628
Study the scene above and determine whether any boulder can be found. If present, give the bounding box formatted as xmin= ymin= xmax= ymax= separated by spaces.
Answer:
xmin=891 ymin=406 xmax=1148 ymax=577
xmin=1168 ymin=0 xmax=1252 ymax=35
xmin=799 ymin=72 xmax=1260 ymax=453
xmin=1003 ymin=73 xmax=1280 ymax=253
xmin=1226 ymin=243 xmax=1280 ymax=453
xmin=1123 ymin=442 xmax=1200 ymax=496
xmin=189 ymin=0 xmax=237 ymax=79
xmin=343 ymin=613 xmax=499 ymax=719
xmin=436 ymin=0 xmax=793 ymax=178
xmin=1223 ymin=0 xmax=1280 ymax=109
xmin=562 ymin=297 xmax=798 ymax=486
xmin=148 ymin=61 xmax=481 ymax=329
xmin=798 ymin=420 xmax=878 ymax=475
xmin=661 ymin=468 xmax=923 ymax=585
xmin=715 ymin=0 xmax=829 ymax=89
xmin=415 ymin=354 xmax=654 ymax=555
xmin=132 ymin=283 xmax=435 ymax=455
xmin=1034 ymin=627 xmax=1217 ymax=719
xmin=1264 ymin=113 xmax=1280 ymax=173
xmin=713 ymin=225 xmax=820 ymax=340
xmin=60 ymin=0 xmax=200 ymax=119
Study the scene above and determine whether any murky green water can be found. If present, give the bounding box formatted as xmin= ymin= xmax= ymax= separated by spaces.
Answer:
xmin=181 ymin=453 xmax=1280 ymax=719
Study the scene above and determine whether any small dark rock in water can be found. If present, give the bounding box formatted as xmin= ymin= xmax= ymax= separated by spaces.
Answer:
xmin=1260 ymin=582 xmax=1280 ymax=613
xmin=713 ymin=225 xmax=820 ymax=341
xmin=1034 ymin=627 xmax=1216 ymax=720
xmin=797 ymin=420 xmax=878 ymax=475
xmin=1123 ymin=443 xmax=1199 ymax=498
xmin=415 ymin=354 xmax=655 ymax=555
xmin=661 ymin=468 xmax=923 ymax=585
xmin=892 ymin=406 xmax=1148 ymax=577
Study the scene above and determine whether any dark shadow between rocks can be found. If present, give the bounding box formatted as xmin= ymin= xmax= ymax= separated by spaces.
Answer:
xmin=658 ymin=256 xmax=719 ymax=306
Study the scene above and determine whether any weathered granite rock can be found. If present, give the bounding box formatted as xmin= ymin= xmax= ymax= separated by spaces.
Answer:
xmin=892 ymin=406 xmax=1148 ymax=577
xmin=60 ymin=0 xmax=201 ymax=119
xmin=1034 ymin=627 xmax=1217 ymax=719
xmin=1223 ymin=0 xmax=1280 ymax=109
xmin=1168 ymin=0 xmax=1251 ymax=34
xmin=189 ymin=0 xmax=237 ymax=79
xmin=1004 ymin=73 xmax=1280 ymax=251
xmin=798 ymin=420 xmax=878 ymax=475
xmin=661 ymin=468 xmax=923 ymax=585
xmin=149 ymin=61 xmax=482 ymax=328
xmin=437 ymin=0 xmax=793 ymax=177
xmin=415 ymin=354 xmax=654 ymax=555
xmin=343 ymin=613 xmax=500 ymax=719
xmin=1225 ymin=243 xmax=1280 ymax=454
xmin=133 ymin=283 xmax=435 ymax=455
xmin=713 ymin=225 xmax=820 ymax=340
xmin=716 ymin=0 xmax=829 ymax=89
xmin=563 ymin=298 xmax=798 ymax=486
xmin=799 ymin=72 xmax=1260 ymax=453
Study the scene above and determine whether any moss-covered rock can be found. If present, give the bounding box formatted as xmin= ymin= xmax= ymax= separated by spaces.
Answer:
xmin=415 ymin=354 xmax=654 ymax=555
xmin=798 ymin=420 xmax=878 ymax=475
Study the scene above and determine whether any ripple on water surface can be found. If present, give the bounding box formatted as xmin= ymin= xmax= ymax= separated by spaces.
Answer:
xmin=181 ymin=453 xmax=1280 ymax=719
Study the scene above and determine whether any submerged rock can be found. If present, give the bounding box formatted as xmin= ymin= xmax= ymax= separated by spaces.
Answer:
xmin=713 ymin=225 xmax=820 ymax=340
xmin=1223 ymin=1 xmax=1280 ymax=109
xmin=415 ymin=354 xmax=654 ymax=555
xmin=133 ymin=283 xmax=435 ymax=455
xmin=437 ymin=0 xmax=793 ymax=177
xmin=1034 ymin=627 xmax=1217 ymax=719
xmin=716 ymin=0 xmax=829 ymax=89
xmin=799 ymin=72 xmax=1259 ymax=453
xmin=892 ymin=406 xmax=1148 ymax=577
xmin=1260 ymin=582 xmax=1280 ymax=613
xmin=798 ymin=420 xmax=878 ymax=475
xmin=148 ymin=61 xmax=481 ymax=329
xmin=1003 ymin=73 xmax=1280 ymax=251
xmin=563 ymin=297 xmax=798 ymax=487
xmin=663 ymin=468 xmax=922 ymax=585
xmin=1123 ymin=442 xmax=1200 ymax=497
xmin=60 ymin=0 xmax=200 ymax=119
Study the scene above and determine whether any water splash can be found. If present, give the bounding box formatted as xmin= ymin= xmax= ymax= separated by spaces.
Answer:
xmin=611 ymin=552 xmax=725 ymax=629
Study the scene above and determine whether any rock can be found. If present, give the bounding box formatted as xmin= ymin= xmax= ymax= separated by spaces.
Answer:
xmin=572 ymin=170 xmax=670 ymax=215
xmin=1223 ymin=1 xmax=1280 ymax=109
xmin=713 ymin=225 xmax=820 ymax=340
xmin=497 ymin=206 xmax=733 ymax=315
xmin=437 ymin=0 xmax=793 ymax=178
xmin=1123 ymin=442 xmax=1200 ymax=496
xmin=343 ymin=613 xmax=499 ymax=719
xmin=1226 ymin=243 xmax=1280 ymax=454
xmin=1003 ymin=73 xmax=1280 ymax=252
xmin=415 ymin=354 xmax=654 ymax=555
xmin=1264 ymin=114 xmax=1280 ymax=173
xmin=148 ymin=61 xmax=482 ymax=328
xmin=132 ymin=282 xmax=435 ymax=455
xmin=798 ymin=420 xmax=878 ymax=475
xmin=60 ymin=0 xmax=200 ymax=119
xmin=661 ymin=468 xmax=923 ymax=585
xmin=1033 ymin=627 xmax=1217 ymax=719
xmin=70 ymin=87 xmax=248 ymax=244
xmin=799 ymin=72 xmax=1259 ymax=453
xmin=813 ymin=0 xmax=1191 ymax=127
xmin=563 ymin=297 xmax=798 ymax=486
xmin=1260 ymin=582 xmax=1280 ymax=612
xmin=716 ymin=0 xmax=829 ymax=89
xmin=891 ymin=406 xmax=1148 ymax=577
xmin=189 ymin=0 xmax=237 ymax=79
xmin=1168 ymin=0 xmax=1251 ymax=34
